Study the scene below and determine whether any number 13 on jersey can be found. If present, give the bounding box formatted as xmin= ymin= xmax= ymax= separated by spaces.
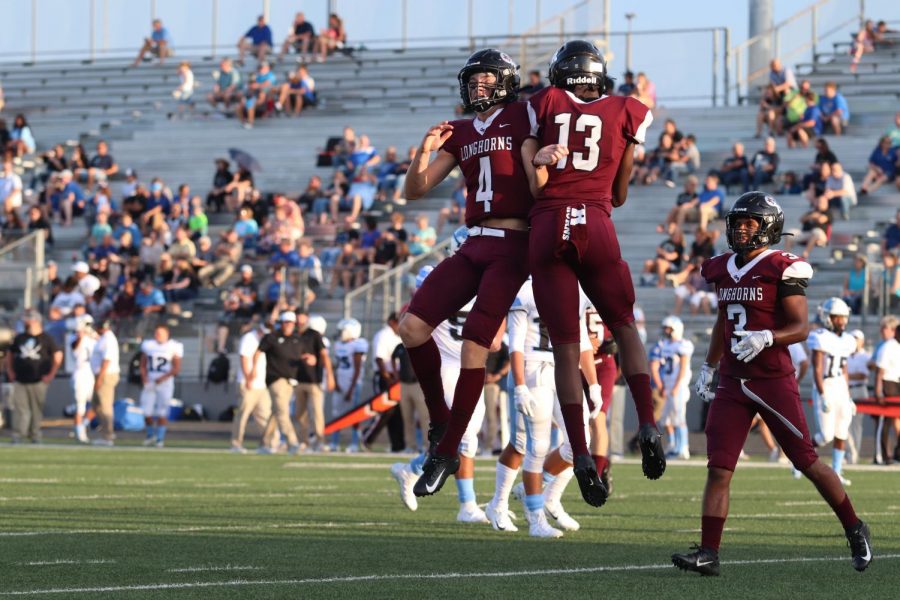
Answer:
xmin=554 ymin=113 xmax=602 ymax=171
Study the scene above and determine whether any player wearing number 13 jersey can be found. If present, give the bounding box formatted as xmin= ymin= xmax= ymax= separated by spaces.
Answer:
xmin=527 ymin=40 xmax=663 ymax=500
xmin=673 ymin=192 xmax=870 ymax=577
xmin=400 ymin=49 xmax=542 ymax=500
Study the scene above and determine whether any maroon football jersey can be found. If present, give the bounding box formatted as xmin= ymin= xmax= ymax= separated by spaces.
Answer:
xmin=528 ymin=87 xmax=652 ymax=217
xmin=702 ymin=249 xmax=813 ymax=380
xmin=440 ymin=102 xmax=535 ymax=226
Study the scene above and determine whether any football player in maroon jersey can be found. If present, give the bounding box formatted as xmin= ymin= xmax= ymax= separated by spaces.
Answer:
xmin=399 ymin=49 xmax=541 ymax=498
xmin=672 ymin=192 xmax=871 ymax=576
xmin=527 ymin=40 xmax=664 ymax=506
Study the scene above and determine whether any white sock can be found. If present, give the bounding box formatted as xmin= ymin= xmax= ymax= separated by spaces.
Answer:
xmin=459 ymin=499 xmax=479 ymax=511
xmin=491 ymin=463 xmax=519 ymax=509
xmin=543 ymin=467 xmax=574 ymax=506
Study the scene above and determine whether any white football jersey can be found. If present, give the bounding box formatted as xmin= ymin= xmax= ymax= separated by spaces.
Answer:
xmin=140 ymin=338 xmax=184 ymax=377
xmin=433 ymin=299 xmax=475 ymax=367
xmin=807 ymin=328 xmax=854 ymax=379
xmin=659 ymin=338 xmax=694 ymax=387
xmin=333 ymin=338 xmax=369 ymax=386
xmin=508 ymin=280 xmax=592 ymax=364
xmin=68 ymin=333 xmax=96 ymax=375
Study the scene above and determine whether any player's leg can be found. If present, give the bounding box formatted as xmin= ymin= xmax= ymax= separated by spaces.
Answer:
xmin=830 ymin=386 xmax=854 ymax=485
xmin=140 ymin=385 xmax=157 ymax=446
xmin=73 ymin=373 xmax=93 ymax=444
xmin=520 ymin=366 xmax=562 ymax=537
xmin=230 ymin=386 xmax=255 ymax=451
xmin=673 ymin=385 xmax=690 ymax=459
xmin=592 ymin=360 xmax=616 ymax=491
xmin=537 ymin=398 xmax=587 ymax=531
xmin=154 ymin=380 xmax=174 ymax=447
xmin=486 ymin=389 xmax=525 ymax=532
xmin=455 ymin=396 xmax=487 ymax=523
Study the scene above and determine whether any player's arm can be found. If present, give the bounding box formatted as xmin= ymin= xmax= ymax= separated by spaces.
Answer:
xmin=490 ymin=318 xmax=507 ymax=353
xmin=649 ymin=356 xmax=663 ymax=390
xmin=874 ymin=367 xmax=886 ymax=404
xmin=520 ymin=137 xmax=545 ymax=197
xmin=771 ymin=294 xmax=809 ymax=347
xmin=158 ymin=354 xmax=181 ymax=384
xmin=797 ymin=357 xmax=809 ymax=382
xmin=403 ymin=122 xmax=457 ymax=199
xmin=321 ymin=348 xmax=335 ymax=392
xmin=240 ymin=351 xmax=254 ymax=390
xmin=705 ymin=303 xmax=727 ymax=367
xmin=140 ymin=352 xmax=149 ymax=386
xmin=811 ymin=349 xmax=826 ymax=396
xmin=612 ymin=141 xmax=635 ymax=207
xmin=46 ymin=349 xmax=63 ymax=384
xmin=347 ymin=351 xmax=363 ymax=399
xmin=507 ymin=309 xmax=527 ymax=387
xmin=675 ymin=353 xmax=690 ymax=389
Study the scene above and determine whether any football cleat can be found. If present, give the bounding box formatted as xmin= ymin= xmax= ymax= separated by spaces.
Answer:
xmin=511 ymin=482 xmax=525 ymax=503
xmin=572 ymin=454 xmax=608 ymax=507
xmin=544 ymin=500 xmax=580 ymax=531
xmin=638 ymin=423 xmax=667 ymax=480
xmin=672 ymin=545 xmax=720 ymax=576
xmin=91 ymin=439 xmax=114 ymax=447
xmin=425 ymin=421 xmax=448 ymax=457
xmin=485 ymin=501 xmax=518 ymax=532
xmin=838 ymin=474 xmax=852 ymax=487
xmin=229 ymin=446 xmax=247 ymax=454
xmin=525 ymin=509 xmax=564 ymax=538
xmin=413 ymin=453 xmax=460 ymax=497
xmin=142 ymin=437 xmax=156 ymax=447
xmin=457 ymin=503 xmax=489 ymax=524
xmin=846 ymin=520 xmax=872 ymax=572
xmin=390 ymin=462 xmax=418 ymax=511
xmin=600 ymin=464 xmax=613 ymax=497
xmin=155 ymin=440 xmax=165 ymax=448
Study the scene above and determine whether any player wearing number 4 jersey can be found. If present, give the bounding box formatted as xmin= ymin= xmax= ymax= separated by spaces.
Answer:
xmin=400 ymin=49 xmax=542 ymax=499
xmin=527 ymin=40 xmax=664 ymax=502
xmin=672 ymin=192 xmax=871 ymax=577
xmin=139 ymin=324 xmax=183 ymax=448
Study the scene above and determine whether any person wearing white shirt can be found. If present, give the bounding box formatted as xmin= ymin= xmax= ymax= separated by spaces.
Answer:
xmin=846 ymin=330 xmax=871 ymax=464
xmin=231 ymin=321 xmax=276 ymax=453
xmin=0 ymin=159 xmax=23 ymax=217
xmin=73 ymin=261 xmax=101 ymax=300
xmin=139 ymin=324 xmax=183 ymax=448
xmin=90 ymin=319 xmax=120 ymax=446
xmin=873 ymin=317 xmax=900 ymax=464
xmin=364 ymin=314 xmax=403 ymax=450
xmin=69 ymin=316 xmax=96 ymax=444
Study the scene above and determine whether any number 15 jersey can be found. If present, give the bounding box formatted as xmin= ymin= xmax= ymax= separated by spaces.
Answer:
xmin=701 ymin=249 xmax=813 ymax=380
xmin=527 ymin=87 xmax=652 ymax=217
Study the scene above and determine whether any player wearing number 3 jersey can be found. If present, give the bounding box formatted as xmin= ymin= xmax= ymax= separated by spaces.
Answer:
xmin=400 ymin=49 xmax=542 ymax=499
xmin=526 ymin=40 xmax=663 ymax=505
xmin=672 ymin=192 xmax=871 ymax=576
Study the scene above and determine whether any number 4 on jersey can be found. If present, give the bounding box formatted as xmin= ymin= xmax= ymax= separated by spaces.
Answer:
xmin=475 ymin=156 xmax=492 ymax=212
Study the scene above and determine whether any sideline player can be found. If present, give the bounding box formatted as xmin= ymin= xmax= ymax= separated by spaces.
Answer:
xmin=672 ymin=192 xmax=871 ymax=576
xmin=527 ymin=40 xmax=664 ymax=505
xmin=391 ymin=265 xmax=495 ymax=524
xmin=69 ymin=315 xmax=96 ymax=444
xmin=139 ymin=324 xmax=183 ymax=448
xmin=658 ymin=316 xmax=693 ymax=460
xmin=330 ymin=318 xmax=367 ymax=453
xmin=399 ymin=49 xmax=541 ymax=498
xmin=583 ymin=300 xmax=617 ymax=491
xmin=808 ymin=298 xmax=856 ymax=485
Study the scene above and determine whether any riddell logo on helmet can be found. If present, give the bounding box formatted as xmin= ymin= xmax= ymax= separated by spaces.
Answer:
xmin=566 ymin=76 xmax=598 ymax=84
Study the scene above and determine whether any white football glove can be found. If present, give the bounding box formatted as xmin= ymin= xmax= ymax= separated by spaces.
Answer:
xmin=695 ymin=363 xmax=717 ymax=402
xmin=514 ymin=385 xmax=537 ymax=418
xmin=819 ymin=392 xmax=831 ymax=414
xmin=732 ymin=329 xmax=774 ymax=363
xmin=588 ymin=384 xmax=603 ymax=419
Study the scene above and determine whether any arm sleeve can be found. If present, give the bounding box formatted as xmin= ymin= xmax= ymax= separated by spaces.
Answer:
xmin=624 ymin=98 xmax=653 ymax=144
xmin=806 ymin=331 xmax=822 ymax=352
xmin=779 ymin=260 xmax=813 ymax=297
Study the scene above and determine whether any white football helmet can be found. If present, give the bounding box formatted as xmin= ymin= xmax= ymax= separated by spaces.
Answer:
xmin=308 ymin=314 xmax=327 ymax=335
xmin=818 ymin=297 xmax=850 ymax=332
xmin=415 ymin=265 xmax=435 ymax=289
xmin=74 ymin=314 xmax=94 ymax=333
xmin=337 ymin=317 xmax=362 ymax=341
xmin=661 ymin=315 xmax=684 ymax=340
xmin=450 ymin=226 xmax=469 ymax=255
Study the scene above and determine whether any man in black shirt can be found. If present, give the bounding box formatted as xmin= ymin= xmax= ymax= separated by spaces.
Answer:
xmin=294 ymin=311 xmax=334 ymax=451
xmin=7 ymin=310 xmax=62 ymax=443
xmin=392 ymin=342 xmax=427 ymax=452
xmin=87 ymin=140 xmax=119 ymax=189
xmin=254 ymin=311 xmax=303 ymax=453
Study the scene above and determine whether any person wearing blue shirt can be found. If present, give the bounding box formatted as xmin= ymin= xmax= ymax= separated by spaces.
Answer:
xmin=135 ymin=280 xmax=166 ymax=315
xmin=51 ymin=170 xmax=85 ymax=226
xmin=238 ymin=15 xmax=273 ymax=65
xmin=860 ymin=136 xmax=898 ymax=195
xmin=269 ymin=239 xmax=302 ymax=267
xmin=144 ymin=181 xmax=171 ymax=222
xmin=133 ymin=19 xmax=172 ymax=67
xmin=239 ymin=62 xmax=278 ymax=129
xmin=818 ymin=82 xmax=850 ymax=136
xmin=788 ymin=92 xmax=822 ymax=149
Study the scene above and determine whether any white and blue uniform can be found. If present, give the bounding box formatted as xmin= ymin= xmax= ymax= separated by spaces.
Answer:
xmin=140 ymin=338 xmax=183 ymax=418
xmin=807 ymin=327 xmax=855 ymax=444
xmin=68 ymin=332 xmax=96 ymax=415
xmin=331 ymin=337 xmax=369 ymax=417
xmin=660 ymin=337 xmax=693 ymax=457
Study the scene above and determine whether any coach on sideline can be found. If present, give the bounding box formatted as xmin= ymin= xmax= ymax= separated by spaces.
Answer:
xmin=254 ymin=311 xmax=304 ymax=454
xmin=90 ymin=319 xmax=120 ymax=446
xmin=7 ymin=309 xmax=62 ymax=443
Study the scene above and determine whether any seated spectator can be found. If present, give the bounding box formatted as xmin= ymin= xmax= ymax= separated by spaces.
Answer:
xmin=673 ymin=257 xmax=716 ymax=315
xmin=269 ymin=238 xmax=301 ymax=267
xmin=52 ymin=170 xmax=85 ymax=227
xmin=298 ymin=175 xmax=325 ymax=214
xmin=375 ymin=146 xmax=402 ymax=201
xmin=717 ymin=142 xmax=750 ymax=191
xmin=756 ymin=84 xmax=783 ymax=137
xmin=617 ymin=71 xmax=636 ymax=96
xmin=224 ymin=265 xmax=259 ymax=318
xmin=804 ymin=160 xmax=832 ymax=207
xmin=333 ymin=126 xmax=357 ymax=167
xmin=190 ymin=235 xmax=214 ymax=272
xmin=207 ymin=58 xmax=243 ymax=112
xmin=666 ymin=134 xmax=700 ymax=183
xmin=276 ymin=65 xmax=316 ymax=115
xmin=642 ymin=227 xmax=685 ymax=288
xmin=785 ymin=195 xmax=832 ymax=259
xmin=89 ymin=182 xmax=113 ymax=220
xmin=842 ymin=254 xmax=869 ymax=315
xmin=131 ymin=18 xmax=173 ymax=66
xmin=887 ymin=111 xmax=900 ymax=148
xmin=373 ymin=227 xmax=408 ymax=267
xmin=329 ymin=168 xmax=375 ymax=223
xmin=234 ymin=206 xmax=260 ymax=248
xmin=787 ymin=92 xmax=822 ymax=149
xmin=660 ymin=175 xmax=699 ymax=232
xmin=671 ymin=172 xmax=723 ymax=231
xmin=386 ymin=211 xmax=408 ymax=244
xmin=135 ymin=278 xmax=166 ymax=315
xmin=408 ymin=214 xmax=436 ymax=256
xmin=437 ymin=178 xmax=466 ymax=235
xmin=9 ymin=114 xmax=36 ymax=157
xmin=113 ymin=213 xmax=141 ymax=245
xmin=359 ymin=215 xmax=381 ymax=255
xmin=198 ymin=230 xmax=242 ymax=287
xmin=243 ymin=188 xmax=268 ymax=227
xmin=314 ymin=13 xmax=346 ymax=63
xmin=346 ymin=134 xmax=380 ymax=177
xmin=859 ymin=136 xmax=898 ymax=195
xmin=89 ymin=211 xmax=113 ymax=241
xmin=264 ymin=267 xmax=295 ymax=311
xmin=297 ymin=239 xmax=323 ymax=288
xmin=801 ymin=137 xmax=838 ymax=190
xmin=168 ymin=225 xmax=196 ymax=261
xmin=50 ymin=277 xmax=85 ymax=317
xmin=27 ymin=205 xmax=53 ymax=245
xmin=781 ymin=80 xmax=816 ymax=133
xmin=329 ymin=242 xmax=363 ymax=293
xmin=160 ymin=258 xmax=198 ymax=307
xmin=818 ymin=82 xmax=850 ymax=135
xmin=879 ymin=253 xmax=900 ymax=310
xmin=776 ymin=170 xmax=803 ymax=195
xmin=225 ymin=166 xmax=254 ymax=211
xmin=768 ymin=58 xmax=797 ymax=100
xmin=139 ymin=230 xmax=166 ymax=277
xmin=120 ymin=168 xmax=138 ymax=199
xmin=238 ymin=15 xmax=273 ymax=65
xmin=881 ymin=209 xmax=900 ymax=258
xmin=0 ymin=157 xmax=23 ymax=222
xmin=689 ymin=227 xmax=718 ymax=262
xmin=850 ymin=20 xmax=876 ymax=73
xmin=110 ymin=230 xmax=140 ymax=281
xmin=519 ymin=70 xmax=545 ymax=100
xmin=188 ymin=198 xmax=208 ymax=240
xmin=112 ymin=279 xmax=138 ymax=319
xmin=823 ymin=162 xmax=857 ymax=220
xmin=278 ymin=12 xmax=316 ymax=63
xmin=635 ymin=72 xmax=656 ymax=108
xmin=633 ymin=132 xmax=677 ymax=185
xmin=207 ymin=158 xmax=233 ymax=212
xmin=86 ymin=140 xmax=118 ymax=190
xmin=87 ymin=286 xmax=113 ymax=322
xmin=172 ymin=61 xmax=196 ymax=118
xmin=748 ymin=136 xmax=780 ymax=190
xmin=239 ymin=62 xmax=277 ymax=129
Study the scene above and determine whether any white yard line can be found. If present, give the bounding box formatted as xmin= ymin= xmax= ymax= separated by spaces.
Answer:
xmin=166 ymin=565 xmax=260 ymax=573
xmin=0 ymin=521 xmax=391 ymax=538
xmin=2 ymin=554 xmax=899 ymax=596
xmin=15 ymin=560 xmax=115 ymax=567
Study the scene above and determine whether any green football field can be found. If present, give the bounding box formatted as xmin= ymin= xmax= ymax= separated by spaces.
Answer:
xmin=0 ymin=445 xmax=897 ymax=599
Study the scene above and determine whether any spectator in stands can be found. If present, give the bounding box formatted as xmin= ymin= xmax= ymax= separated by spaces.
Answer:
xmin=823 ymin=161 xmax=857 ymax=220
xmin=188 ymin=198 xmax=208 ymax=240
xmin=804 ymin=159 xmax=832 ymax=206
xmin=717 ymin=142 xmax=750 ymax=192
xmin=54 ymin=170 xmax=85 ymax=227
xmin=160 ymin=257 xmax=198 ymax=307
xmin=374 ymin=146 xmax=402 ymax=202
xmin=120 ymin=168 xmax=138 ymax=200
xmin=111 ymin=230 xmax=139 ymax=280
xmin=801 ymin=137 xmax=838 ymax=190
xmin=330 ymin=242 xmax=363 ymax=293
xmin=756 ymin=84 xmax=783 ymax=137
xmin=111 ymin=278 xmax=137 ymax=319
xmin=198 ymin=230 xmax=242 ymax=287
xmin=113 ymin=213 xmax=141 ymax=245
xmin=768 ymin=58 xmax=797 ymax=100
xmin=297 ymin=239 xmax=323 ymax=289
xmin=139 ymin=230 xmax=165 ymax=277
xmin=27 ymin=206 xmax=53 ymax=245
xmin=87 ymin=286 xmax=113 ymax=322
xmin=748 ymin=136 xmax=780 ymax=189
xmin=207 ymin=158 xmax=232 ymax=213
xmin=172 ymin=61 xmax=195 ymax=118
xmin=881 ymin=209 xmax=900 ymax=258
xmin=314 ymin=13 xmax=346 ymax=63
xmin=0 ymin=157 xmax=22 ymax=222
xmin=298 ymin=175 xmax=325 ymax=214
xmin=234 ymin=206 xmax=260 ymax=249
xmin=617 ymin=71 xmax=636 ymax=96
xmin=225 ymin=165 xmax=254 ymax=211
xmin=781 ymin=79 xmax=816 ymax=133
xmin=9 ymin=114 xmax=35 ymax=157
xmin=168 ymin=225 xmax=196 ymax=261
xmin=239 ymin=62 xmax=277 ymax=129
xmin=407 ymin=214 xmax=436 ymax=256
xmin=635 ymin=72 xmax=656 ymax=108
xmin=842 ymin=254 xmax=869 ymax=315
xmin=207 ymin=58 xmax=243 ymax=112
xmin=642 ymin=227 xmax=685 ymax=288
xmin=787 ymin=92 xmax=822 ymax=149
xmin=672 ymin=172 xmax=723 ymax=231
xmin=887 ymin=111 xmax=900 ymax=148
xmin=673 ymin=256 xmax=716 ymax=315
xmin=136 ymin=278 xmax=166 ymax=316
xmin=269 ymin=237 xmax=301 ymax=268
xmin=276 ymin=65 xmax=316 ymax=115
xmin=86 ymin=140 xmax=118 ymax=190
xmin=8 ymin=309 xmax=62 ymax=444
xmin=132 ymin=19 xmax=172 ymax=67
xmin=850 ymin=20 xmax=876 ymax=73
xmin=278 ymin=12 xmax=316 ymax=63
xmin=190 ymin=234 xmax=213 ymax=269
xmin=666 ymin=134 xmax=700 ymax=184
xmin=879 ymin=254 xmax=900 ymax=309
xmin=264 ymin=268 xmax=295 ymax=312
xmin=818 ymin=81 xmax=850 ymax=135
xmin=90 ymin=211 xmax=113 ymax=241
xmin=50 ymin=277 xmax=84 ymax=317
xmin=660 ymin=175 xmax=699 ymax=232
xmin=859 ymin=135 xmax=898 ymax=195
xmin=238 ymin=15 xmax=273 ymax=65
xmin=518 ymin=70 xmax=545 ymax=101
xmin=437 ymin=178 xmax=466 ymax=235
xmin=784 ymin=194 xmax=832 ymax=259
xmin=223 ymin=265 xmax=259 ymax=318
xmin=0 ymin=120 xmax=8 ymax=150
xmin=633 ymin=132 xmax=675 ymax=185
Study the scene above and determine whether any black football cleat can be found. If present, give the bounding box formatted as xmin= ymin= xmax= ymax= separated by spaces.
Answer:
xmin=424 ymin=421 xmax=448 ymax=458
xmin=846 ymin=520 xmax=872 ymax=572
xmin=573 ymin=454 xmax=608 ymax=508
xmin=413 ymin=452 xmax=460 ymax=497
xmin=672 ymin=545 xmax=720 ymax=576
xmin=600 ymin=463 xmax=613 ymax=497
xmin=638 ymin=423 xmax=667 ymax=480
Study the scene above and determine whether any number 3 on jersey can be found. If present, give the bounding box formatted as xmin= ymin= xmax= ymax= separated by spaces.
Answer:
xmin=476 ymin=156 xmax=492 ymax=212
xmin=727 ymin=304 xmax=747 ymax=353
xmin=554 ymin=113 xmax=602 ymax=171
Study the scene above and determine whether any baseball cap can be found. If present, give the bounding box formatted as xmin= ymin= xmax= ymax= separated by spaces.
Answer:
xmin=850 ymin=329 xmax=865 ymax=340
xmin=279 ymin=311 xmax=297 ymax=323
xmin=240 ymin=264 xmax=253 ymax=273
xmin=73 ymin=261 xmax=90 ymax=274
xmin=21 ymin=309 xmax=42 ymax=323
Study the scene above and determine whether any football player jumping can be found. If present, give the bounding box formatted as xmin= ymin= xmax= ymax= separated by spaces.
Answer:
xmin=527 ymin=40 xmax=664 ymax=507
xmin=400 ymin=49 xmax=541 ymax=499
xmin=672 ymin=192 xmax=871 ymax=576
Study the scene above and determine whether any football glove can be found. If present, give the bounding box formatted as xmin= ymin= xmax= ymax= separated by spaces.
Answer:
xmin=514 ymin=385 xmax=537 ymax=418
xmin=820 ymin=393 xmax=831 ymax=414
xmin=588 ymin=384 xmax=603 ymax=419
xmin=695 ymin=362 xmax=717 ymax=402
xmin=732 ymin=329 xmax=774 ymax=363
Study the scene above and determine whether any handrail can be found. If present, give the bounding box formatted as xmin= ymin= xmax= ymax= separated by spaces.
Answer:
xmin=731 ymin=0 xmax=831 ymax=54
xmin=0 ymin=230 xmax=43 ymax=260
xmin=518 ymin=0 xmax=589 ymax=38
